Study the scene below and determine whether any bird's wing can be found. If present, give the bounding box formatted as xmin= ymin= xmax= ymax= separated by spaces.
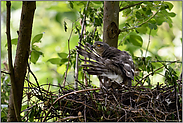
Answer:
xmin=76 ymin=44 xmax=103 ymax=63
xmin=102 ymin=47 xmax=134 ymax=80
xmin=76 ymin=44 xmax=123 ymax=84
xmin=118 ymin=51 xmax=134 ymax=80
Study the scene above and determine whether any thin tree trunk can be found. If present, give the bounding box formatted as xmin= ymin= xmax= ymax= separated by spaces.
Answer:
xmin=6 ymin=1 xmax=18 ymax=121
xmin=103 ymin=1 xmax=119 ymax=48
xmin=7 ymin=1 xmax=36 ymax=121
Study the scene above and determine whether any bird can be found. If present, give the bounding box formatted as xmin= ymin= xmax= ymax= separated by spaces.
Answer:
xmin=76 ymin=41 xmax=134 ymax=90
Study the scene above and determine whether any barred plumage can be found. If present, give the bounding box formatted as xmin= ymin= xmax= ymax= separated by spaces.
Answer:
xmin=76 ymin=41 xmax=134 ymax=90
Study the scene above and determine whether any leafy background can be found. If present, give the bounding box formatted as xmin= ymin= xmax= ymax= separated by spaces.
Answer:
xmin=1 ymin=1 xmax=182 ymax=121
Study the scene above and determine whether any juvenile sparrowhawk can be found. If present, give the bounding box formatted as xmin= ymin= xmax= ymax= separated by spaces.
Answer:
xmin=76 ymin=41 xmax=134 ymax=90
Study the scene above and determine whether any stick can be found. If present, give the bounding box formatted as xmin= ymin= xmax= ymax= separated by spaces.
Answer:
xmin=42 ymin=88 xmax=99 ymax=122
xmin=74 ymin=1 xmax=90 ymax=90
xmin=63 ymin=23 xmax=73 ymax=87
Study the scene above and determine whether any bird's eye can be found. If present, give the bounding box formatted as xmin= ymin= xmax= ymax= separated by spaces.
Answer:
xmin=97 ymin=44 xmax=101 ymax=47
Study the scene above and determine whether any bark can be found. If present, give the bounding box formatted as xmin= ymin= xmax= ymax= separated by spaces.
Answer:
xmin=103 ymin=1 xmax=119 ymax=48
xmin=7 ymin=1 xmax=36 ymax=121
xmin=6 ymin=1 xmax=20 ymax=121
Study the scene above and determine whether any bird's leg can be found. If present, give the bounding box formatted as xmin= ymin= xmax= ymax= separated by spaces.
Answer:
xmin=98 ymin=76 xmax=109 ymax=94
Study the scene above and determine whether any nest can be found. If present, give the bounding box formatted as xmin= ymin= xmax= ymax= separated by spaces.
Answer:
xmin=22 ymin=79 xmax=182 ymax=122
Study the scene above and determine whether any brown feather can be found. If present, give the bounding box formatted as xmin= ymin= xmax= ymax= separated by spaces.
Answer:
xmin=76 ymin=41 xmax=135 ymax=89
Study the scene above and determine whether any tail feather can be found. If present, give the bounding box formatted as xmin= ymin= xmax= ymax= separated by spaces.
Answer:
xmin=76 ymin=46 xmax=103 ymax=63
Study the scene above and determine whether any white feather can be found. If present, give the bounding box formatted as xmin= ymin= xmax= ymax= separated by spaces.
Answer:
xmin=124 ymin=63 xmax=131 ymax=67
xmin=100 ymin=72 xmax=123 ymax=84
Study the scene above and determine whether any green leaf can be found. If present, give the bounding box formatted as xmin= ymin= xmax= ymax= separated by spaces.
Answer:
xmin=146 ymin=76 xmax=151 ymax=86
xmin=35 ymin=106 xmax=42 ymax=117
xmin=168 ymin=12 xmax=176 ymax=17
xmin=60 ymin=58 xmax=68 ymax=65
xmin=1 ymin=109 xmax=6 ymax=118
xmin=123 ymin=8 xmax=131 ymax=16
xmin=164 ymin=2 xmax=174 ymax=11
xmin=11 ymin=38 xmax=18 ymax=45
xmin=58 ymin=52 xmax=68 ymax=58
xmin=146 ymin=8 xmax=152 ymax=15
xmin=151 ymin=62 xmax=163 ymax=72
xmin=5 ymin=38 xmax=18 ymax=47
xmin=92 ymin=1 xmax=103 ymax=4
xmin=31 ymin=49 xmax=43 ymax=64
xmin=146 ymin=61 xmax=152 ymax=73
xmin=135 ymin=11 xmax=142 ymax=19
xmin=129 ymin=34 xmax=143 ymax=47
xmin=47 ymin=58 xmax=61 ymax=64
xmin=32 ymin=33 xmax=43 ymax=45
xmin=21 ymin=105 xmax=28 ymax=111
xmin=64 ymin=21 xmax=67 ymax=32
xmin=29 ymin=107 xmax=35 ymax=122
xmin=136 ymin=26 xmax=147 ymax=34
xmin=69 ymin=1 xmax=73 ymax=9
xmin=32 ymin=45 xmax=41 ymax=51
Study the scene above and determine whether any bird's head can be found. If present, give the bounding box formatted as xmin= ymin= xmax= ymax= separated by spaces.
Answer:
xmin=92 ymin=41 xmax=110 ymax=56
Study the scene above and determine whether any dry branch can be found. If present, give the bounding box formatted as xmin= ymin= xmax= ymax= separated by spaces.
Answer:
xmin=74 ymin=1 xmax=90 ymax=90
xmin=21 ymin=79 xmax=182 ymax=122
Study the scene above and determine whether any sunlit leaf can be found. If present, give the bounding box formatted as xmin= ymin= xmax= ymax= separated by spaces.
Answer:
xmin=58 ymin=52 xmax=68 ymax=58
xmin=136 ymin=26 xmax=147 ymax=34
xmin=21 ymin=105 xmax=28 ymax=111
xmin=5 ymin=38 xmax=18 ymax=47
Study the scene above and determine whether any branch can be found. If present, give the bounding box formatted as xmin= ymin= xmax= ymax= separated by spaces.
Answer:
xmin=119 ymin=1 xmax=143 ymax=12
xmin=151 ymin=60 xmax=182 ymax=63
xmin=135 ymin=65 xmax=165 ymax=87
xmin=42 ymin=88 xmax=100 ymax=122
xmin=74 ymin=1 xmax=90 ymax=90
xmin=6 ymin=1 xmax=21 ymax=121
xmin=1 ymin=70 xmax=10 ymax=74
xmin=63 ymin=23 xmax=74 ymax=88
xmin=174 ymin=76 xmax=180 ymax=122
xmin=56 ymin=116 xmax=83 ymax=122
xmin=145 ymin=29 xmax=152 ymax=58
xmin=27 ymin=62 xmax=43 ymax=98
xmin=120 ymin=6 xmax=161 ymax=33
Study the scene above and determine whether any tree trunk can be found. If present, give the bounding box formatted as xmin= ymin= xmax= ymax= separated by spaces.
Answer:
xmin=7 ymin=1 xmax=36 ymax=121
xmin=103 ymin=1 xmax=119 ymax=48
